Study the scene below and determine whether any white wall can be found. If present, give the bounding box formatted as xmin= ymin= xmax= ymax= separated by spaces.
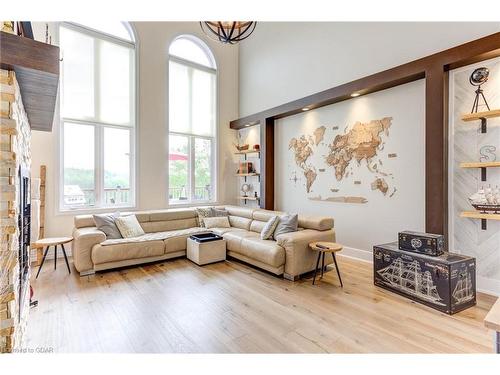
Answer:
xmin=239 ymin=22 xmax=500 ymax=117
xmin=30 ymin=22 xmax=239 ymax=241
xmin=275 ymin=81 xmax=425 ymax=257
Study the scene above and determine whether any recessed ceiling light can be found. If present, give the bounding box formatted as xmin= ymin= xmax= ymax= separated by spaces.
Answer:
xmin=244 ymin=124 xmax=250 ymax=127
xmin=351 ymin=92 xmax=361 ymax=97
xmin=302 ymin=107 xmax=310 ymax=111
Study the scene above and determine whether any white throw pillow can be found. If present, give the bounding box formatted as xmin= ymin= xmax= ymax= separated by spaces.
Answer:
xmin=261 ymin=216 xmax=280 ymax=240
xmin=115 ymin=215 xmax=145 ymax=238
xmin=203 ymin=216 xmax=230 ymax=229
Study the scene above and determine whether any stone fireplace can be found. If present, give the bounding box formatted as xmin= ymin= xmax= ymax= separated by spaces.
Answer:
xmin=1 ymin=68 xmax=32 ymax=353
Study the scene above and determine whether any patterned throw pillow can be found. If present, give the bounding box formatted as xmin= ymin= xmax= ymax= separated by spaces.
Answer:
xmin=196 ymin=207 xmax=214 ymax=228
xmin=261 ymin=216 xmax=280 ymax=240
xmin=212 ymin=208 xmax=228 ymax=217
xmin=203 ymin=216 xmax=230 ymax=229
xmin=115 ymin=215 xmax=145 ymax=238
xmin=273 ymin=214 xmax=299 ymax=240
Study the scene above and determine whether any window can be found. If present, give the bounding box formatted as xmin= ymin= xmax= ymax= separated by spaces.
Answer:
xmin=59 ymin=22 xmax=136 ymax=210
xmin=168 ymin=36 xmax=216 ymax=204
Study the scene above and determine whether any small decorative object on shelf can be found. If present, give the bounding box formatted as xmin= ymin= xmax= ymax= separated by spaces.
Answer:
xmin=479 ymin=145 xmax=497 ymax=162
xmin=241 ymin=183 xmax=251 ymax=197
xmin=468 ymin=185 xmax=500 ymax=213
xmin=253 ymin=144 xmax=260 ymax=151
xmin=469 ymin=67 xmax=491 ymax=113
xmin=254 ymin=191 xmax=258 ymax=198
xmin=233 ymin=143 xmax=249 ymax=152
xmin=237 ymin=161 xmax=255 ymax=174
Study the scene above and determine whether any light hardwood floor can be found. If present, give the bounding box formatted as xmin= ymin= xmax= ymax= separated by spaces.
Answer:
xmin=25 ymin=255 xmax=498 ymax=353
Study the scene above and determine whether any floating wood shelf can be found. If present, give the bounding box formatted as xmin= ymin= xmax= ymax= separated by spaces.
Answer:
xmin=461 ymin=109 xmax=500 ymax=134
xmin=460 ymin=162 xmax=500 ymax=168
xmin=238 ymin=196 xmax=259 ymax=201
xmin=236 ymin=173 xmax=260 ymax=177
xmin=0 ymin=31 xmax=60 ymax=132
xmin=460 ymin=211 xmax=500 ymax=230
xmin=234 ymin=150 xmax=260 ymax=155
xmin=461 ymin=109 xmax=500 ymax=122
xmin=459 ymin=161 xmax=500 ymax=181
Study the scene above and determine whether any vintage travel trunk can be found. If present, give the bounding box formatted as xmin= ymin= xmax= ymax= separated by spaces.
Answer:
xmin=398 ymin=231 xmax=445 ymax=256
xmin=373 ymin=242 xmax=476 ymax=314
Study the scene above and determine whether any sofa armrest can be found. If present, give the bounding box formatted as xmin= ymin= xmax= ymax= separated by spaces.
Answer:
xmin=72 ymin=227 xmax=106 ymax=274
xmin=276 ymin=228 xmax=335 ymax=278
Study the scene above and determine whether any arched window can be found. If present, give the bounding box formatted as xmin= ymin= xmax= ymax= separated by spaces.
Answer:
xmin=59 ymin=22 xmax=136 ymax=210
xmin=168 ymin=36 xmax=217 ymax=204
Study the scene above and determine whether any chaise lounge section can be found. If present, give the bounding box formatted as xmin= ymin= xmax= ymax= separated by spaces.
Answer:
xmin=72 ymin=205 xmax=335 ymax=280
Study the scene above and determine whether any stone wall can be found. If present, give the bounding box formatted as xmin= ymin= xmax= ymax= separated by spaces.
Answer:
xmin=0 ymin=69 xmax=32 ymax=353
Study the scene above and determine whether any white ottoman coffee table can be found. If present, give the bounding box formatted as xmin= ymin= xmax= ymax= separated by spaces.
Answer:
xmin=187 ymin=233 xmax=226 ymax=266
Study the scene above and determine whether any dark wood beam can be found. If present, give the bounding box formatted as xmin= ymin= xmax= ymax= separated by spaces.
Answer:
xmin=259 ymin=118 xmax=274 ymax=210
xmin=230 ymin=32 xmax=500 ymax=238
xmin=0 ymin=31 xmax=60 ymax=132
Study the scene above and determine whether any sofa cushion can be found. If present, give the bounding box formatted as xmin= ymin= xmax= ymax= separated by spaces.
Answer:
xmin=224 ymin=205 xmax=255 ymax=219
xmin=252 ymin=209 xmax=286 ymax=222
xmin=239 ymin=237 xmax=285 ymax=268
xmin=298 ymin=215 xmax=334 ymax=231
xmin=92 ymin=240 xmax=165 ymax=265
xmin=140 ymin=218 xmax=198 ymax=233
xmin=100 ymin=227 xmax=205 ymax=246
xmin=222 ymin=230 xmax=258 ymax=252
xmin=203 ymin=216 xmax=230 ymax=229
xmin=210 ymin=227 xmax=246 ymax=236
xmin=228 ymin=216 xmax=252 ymax=230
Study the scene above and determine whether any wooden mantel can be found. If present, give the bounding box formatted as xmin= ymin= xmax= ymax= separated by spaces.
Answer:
xmin=0 ymin=31 xmax=60 ymax=131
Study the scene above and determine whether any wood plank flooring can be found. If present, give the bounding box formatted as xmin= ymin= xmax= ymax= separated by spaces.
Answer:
xmin=25 ymin=255 xmax=498 ymax=353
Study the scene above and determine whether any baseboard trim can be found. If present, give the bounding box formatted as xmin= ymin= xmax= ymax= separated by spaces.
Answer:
xmin=339 ymin=246 xmax=372 ymax=263
xmin=477 ymin=276 xmax=500 ymax=297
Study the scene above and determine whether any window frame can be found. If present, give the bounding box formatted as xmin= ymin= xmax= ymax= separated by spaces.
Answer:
xmin=167 ymin=36 xmax=218 ymax=206
xmin=58 ymin=22 xmax=138 ymax=213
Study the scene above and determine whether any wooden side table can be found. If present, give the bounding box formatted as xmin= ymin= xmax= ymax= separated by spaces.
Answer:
xmin=309 ymin=241 xmax=343 ymax=287
xmin=33 ymin=237 xmax=73 ymax=278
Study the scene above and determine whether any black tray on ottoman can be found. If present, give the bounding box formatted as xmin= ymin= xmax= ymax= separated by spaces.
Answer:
xmin=189 ymin=232 xmax=223 ymax=243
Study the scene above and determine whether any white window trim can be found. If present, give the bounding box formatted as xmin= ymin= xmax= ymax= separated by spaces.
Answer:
xmin=57 ymin=22 xmax=138 ymax=214
xmin=167 ymin=36 xmax=218 ymax=207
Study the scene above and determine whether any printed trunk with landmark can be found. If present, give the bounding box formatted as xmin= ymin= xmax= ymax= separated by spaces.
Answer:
xmin=373 ymin=242 xmax=476 ymax=314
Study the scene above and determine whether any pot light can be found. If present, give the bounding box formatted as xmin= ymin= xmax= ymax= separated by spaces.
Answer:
xmin=351 ymin=92 xmax=361 ymax=97
xmin=302 ymin=107 xmax=310 ymax=111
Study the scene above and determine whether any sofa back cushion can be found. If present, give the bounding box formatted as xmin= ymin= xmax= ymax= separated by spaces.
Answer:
xmin=228 ymin=216 xmax=252 ymax=230
xmin=298 ymin=215 xmax=334 ymax=231
xmin=249 ymin=220 xmax=267 ymax=233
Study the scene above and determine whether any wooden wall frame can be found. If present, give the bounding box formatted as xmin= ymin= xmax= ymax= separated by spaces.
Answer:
xmin=230 ymin=32 xmax=500 ymax=237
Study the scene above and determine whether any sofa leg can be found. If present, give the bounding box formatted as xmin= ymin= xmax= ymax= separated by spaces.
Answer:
xmin=283 ymin=273 xmax=299 ymax=281
xmin=79 ymin=270 xmax=95 ymax=277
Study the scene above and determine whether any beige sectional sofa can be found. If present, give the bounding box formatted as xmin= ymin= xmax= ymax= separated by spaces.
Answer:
xmin=72 ymin=205 xmax=335 ymax=280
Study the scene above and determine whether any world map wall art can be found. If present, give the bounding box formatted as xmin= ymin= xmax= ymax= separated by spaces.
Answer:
xmin=288 ymin=116 xmax=398 ymax=204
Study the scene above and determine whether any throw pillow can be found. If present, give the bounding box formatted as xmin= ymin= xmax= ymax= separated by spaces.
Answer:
xmin=93 ymin=212 xmax=122 ymax=239
xmin=203 ymin=216 xmax=230 ymax=229
xmin=273 ymin=214 xmax=299 ymax=240
xmin=261 ymin=216 xmax=280 ymax=240
xmin=115 ymin=215 xmax=145 ymax=238
xmin=212 ymin=208 xmax=228 ymax=217
xmin=196 ymin=207 xmax=214 ymax=227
